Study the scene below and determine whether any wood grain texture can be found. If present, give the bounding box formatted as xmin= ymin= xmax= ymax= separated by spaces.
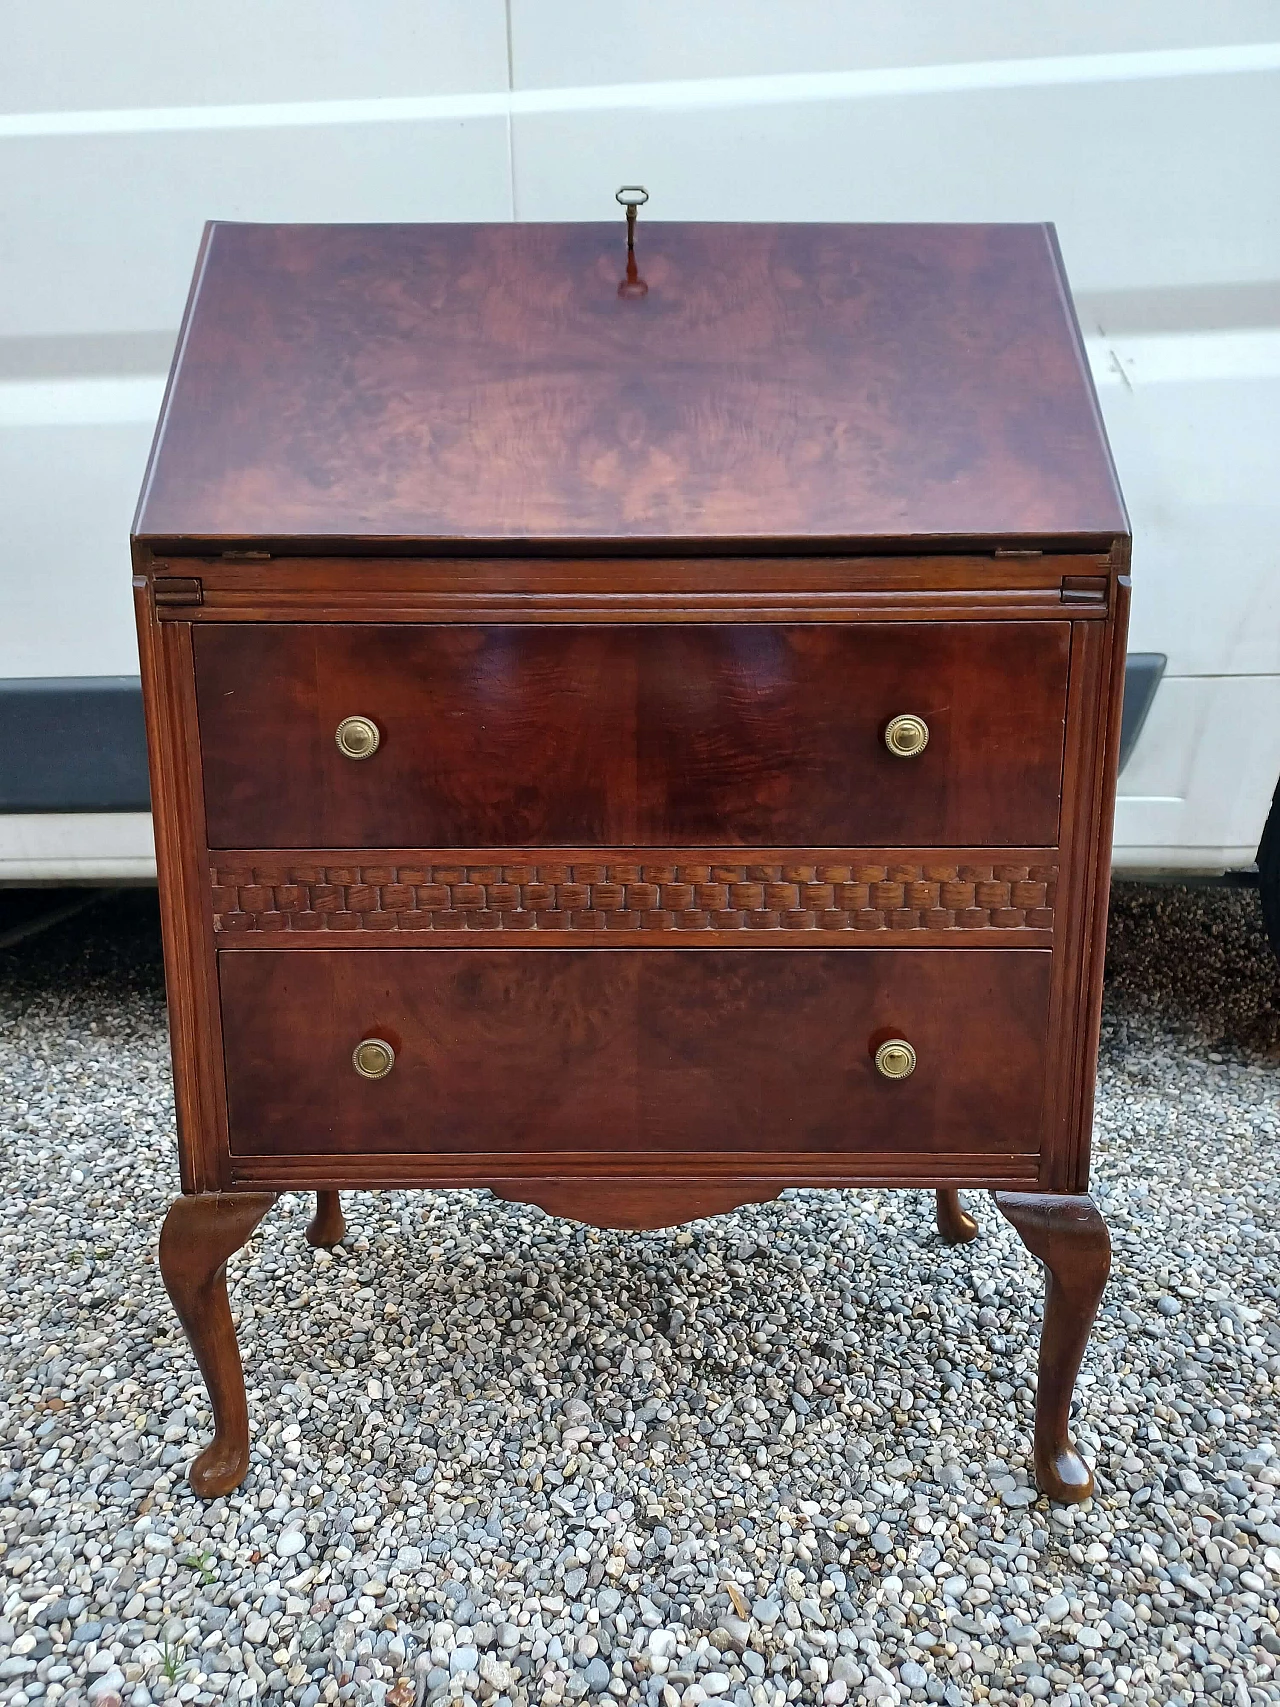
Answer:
xmin=209 ymin=854 xmax=1059 ymax=939
xmin=193 ymin=622 xmax=1069 ymax=850
xmin=131 ymin=582 xmax=228 ymax=1191
xmin=134 ymin=222 xmax=1126 ymax=549
xmin=164 ymin=590 xmax=1108 ymax=626
xmin=157 ymin=552 xmax=1112 ymax=597
xmin=490 ymin=1181 xmax=782 ymax=1229
xmin=1039 ymin=573 xmax=1130 ymax=1191
xmin=994 ymin=1191 xmax=1111 ymax=1502
xmin=150 ymin=552 xmax=1118 ymax=627
xmin=217 ymin=947 xmax=1051 ymax=1160
xmin=1068 ymin=570 xmax=1132 ymax=1188
xmin=227 ymin=1151 xmax=1041 ymax=1191
xmin=158 ymin=1191 xmax=276 ymax=1496
xmin=936 ymin=1188 xmax=979 ymax=1244
xmin=306 ymin=1191 xmax=345 ymax=1247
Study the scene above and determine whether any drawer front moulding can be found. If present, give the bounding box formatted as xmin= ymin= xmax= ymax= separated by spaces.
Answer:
xmin=210 ymin=854 xmax=1060 ymax=938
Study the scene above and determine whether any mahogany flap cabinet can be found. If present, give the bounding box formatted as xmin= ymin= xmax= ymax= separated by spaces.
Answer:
xmin=133 ymin=218 xmax=1129 ymax=1502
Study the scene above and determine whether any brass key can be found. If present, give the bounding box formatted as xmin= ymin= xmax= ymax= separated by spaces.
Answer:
xmin=615 ymin=186 xmax=650 ymax=298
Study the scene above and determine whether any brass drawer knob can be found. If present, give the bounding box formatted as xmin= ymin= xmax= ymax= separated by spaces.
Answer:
xmin=874 ymin=1038 xmax=917 ymax=1080
xmin=352 ymin=1038 xmax=395 ymax=1079
xmin=884 ymin=713 xmax=929 ymax=758
xmin=335 ymin=715 xmax=380 ymax=760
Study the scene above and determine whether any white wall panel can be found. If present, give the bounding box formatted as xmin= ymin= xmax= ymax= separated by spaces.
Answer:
xmin=0 ymin=415 xmax=157 ymax=679
xmin=1091 ymin=356 xmax=1280 ymax=677
xmin=510 ymin=70 xmax=1279 ymax=295
xmin=1113 ymin=676 xmax=1280 ymax=865
xmin=0 ymin=118 xmax=511 ymax=339
xmin=3 ymin=2 xmax=508 ymax=111
xmin=510 ymin=1 xmax=1279 ymax=87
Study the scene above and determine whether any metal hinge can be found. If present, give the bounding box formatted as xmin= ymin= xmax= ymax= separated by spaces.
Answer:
xmin=221 ymin=549 xmax=272 ymax=561
xmin=154 ymin=576 xmax=204 ymax=608
xmin=993 ymin=547 xmax=1043 ymax=559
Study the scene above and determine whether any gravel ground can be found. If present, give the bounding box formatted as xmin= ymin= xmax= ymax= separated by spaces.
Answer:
xmin=1 ymin=883 xmax=1279 ymax=1707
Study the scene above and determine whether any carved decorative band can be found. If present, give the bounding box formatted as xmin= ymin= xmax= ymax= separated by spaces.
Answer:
xmin=211 ymin=858 xmax=1057 ymax=937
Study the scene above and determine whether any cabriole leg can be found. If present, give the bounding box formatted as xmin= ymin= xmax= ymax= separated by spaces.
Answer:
xmin=994 ymin=1191 xmax=1111 ymax=1503
xmin=936 ymin=1188 xmax=978 ymax=1244
xmin=307 ymin=1190 xmax=346 ymax=1247
xmin=159 ymin=1192 xmax=276 ymax=1497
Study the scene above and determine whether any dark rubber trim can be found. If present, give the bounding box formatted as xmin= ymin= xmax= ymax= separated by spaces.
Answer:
xmin=1119 ymin=653 xmax=1165 ymax=774
xmin=0 ymin=677 xmax=150 ymax=812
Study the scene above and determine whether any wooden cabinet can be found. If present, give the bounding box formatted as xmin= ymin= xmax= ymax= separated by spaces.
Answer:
xmin=135 ymin=218 xmax=1127 ymax=1503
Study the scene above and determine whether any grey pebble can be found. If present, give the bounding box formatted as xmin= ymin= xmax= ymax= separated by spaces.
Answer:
xmin=448 ymin=1645 xmax=478 ymax=1677
xmin=713 ymin=1616 xmax=752 ymax=1652
xmin=1000 ymin=1485 xmax=1037 ymax=1508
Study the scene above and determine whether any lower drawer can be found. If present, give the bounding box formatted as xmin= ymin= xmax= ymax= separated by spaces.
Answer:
xmin=219 ymin=948 xmax=1050 ymax=1158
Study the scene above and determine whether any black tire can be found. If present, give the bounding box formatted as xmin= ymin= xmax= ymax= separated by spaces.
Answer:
xmin=1259 ymin=776 xmax=1280 ymax=964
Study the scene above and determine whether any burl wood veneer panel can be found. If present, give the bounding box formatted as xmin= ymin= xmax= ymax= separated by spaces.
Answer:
xmin=135 ymin=222 xmax=1127 ymax=547
xmin=194 ymin=623 xmax=1069 ymax=849
xmin=219 ymin=947 xmax=1051 ymax=1158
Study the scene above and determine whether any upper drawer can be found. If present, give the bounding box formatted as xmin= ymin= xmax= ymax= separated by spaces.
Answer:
xmin=193 ymin=623 xmax=1069 ymax=849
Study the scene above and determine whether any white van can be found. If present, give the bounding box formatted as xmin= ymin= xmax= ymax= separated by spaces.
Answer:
xmin=2 ymin=5 xmax=1278 ymax=951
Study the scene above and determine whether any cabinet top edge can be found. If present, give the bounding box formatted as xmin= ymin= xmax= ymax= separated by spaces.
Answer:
xmin=132 ymin=532 xmax=1129 ymax=559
